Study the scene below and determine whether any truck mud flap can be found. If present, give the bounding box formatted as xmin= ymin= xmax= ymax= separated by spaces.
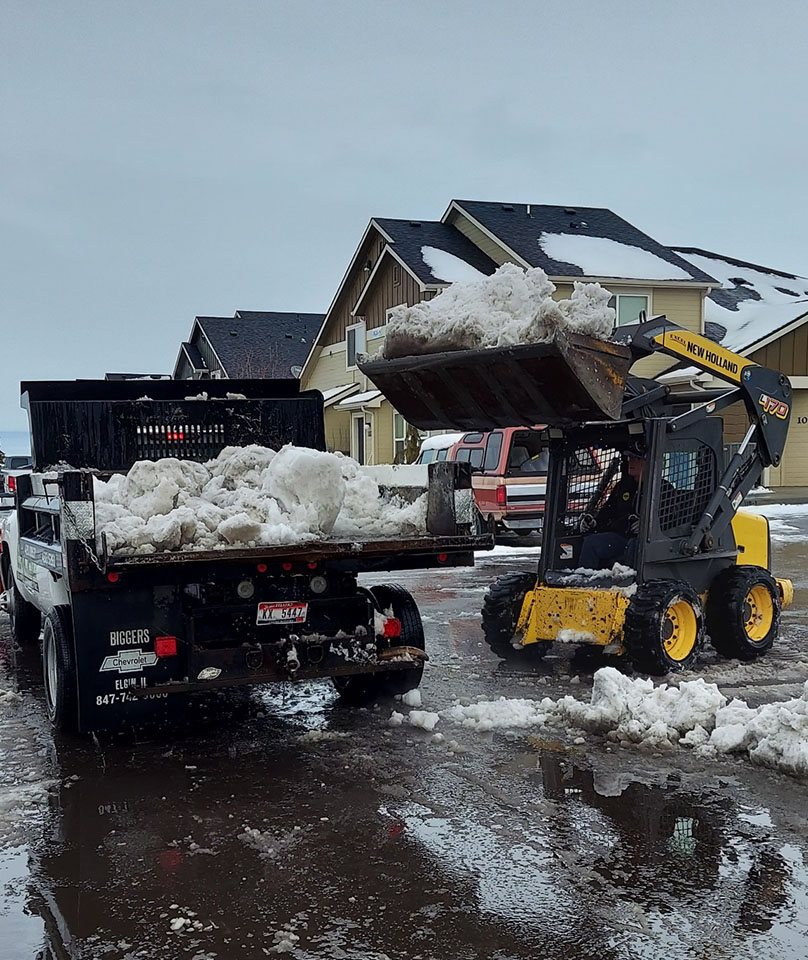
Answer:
xmin=358 ymin=333 xmax=632 ymax=431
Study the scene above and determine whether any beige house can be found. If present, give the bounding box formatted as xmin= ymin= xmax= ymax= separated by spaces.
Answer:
xmin=301 ymin=200 xmax=719 ymax=464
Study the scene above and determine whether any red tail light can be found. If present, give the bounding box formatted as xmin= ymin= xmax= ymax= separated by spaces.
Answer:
xmin=7 ymin=476 xmax=15 ymax=493
xmin=107 ymin=572 xmax=119 ymax=583
xmin=496 ymin=484 xmax=507 ymax=506
xmin=383 ymin=617 xmax=402 ymax=638
xmin=155 ymin=636 xmax=178 ymax=657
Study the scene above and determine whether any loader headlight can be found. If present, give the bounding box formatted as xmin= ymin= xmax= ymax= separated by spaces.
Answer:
xmin=237 ymin=579 xmax=255 ymax=599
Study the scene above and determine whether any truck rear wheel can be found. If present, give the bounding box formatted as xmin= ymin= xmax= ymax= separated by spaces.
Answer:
xmin=5 ymin=567 xmax=42 ymax=647
xmin=624 ymin=580 xmax=704 ymax=675
xmin=42 ymin=607 xmax=79 ymax=732
xmin=706 ymin=566 xmax=780 ymax=661
xmin=481 ymin=572 xmax=549 ymax=660
xmin=332 ymin=584 xmax=425 ymax=703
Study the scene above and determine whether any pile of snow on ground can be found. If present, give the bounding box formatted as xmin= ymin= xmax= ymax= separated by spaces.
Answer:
xmin=94 ymin=444 xmax=427 ymax=554
xmin=383 ymin=263 xmax=615 ymax=359
xmin=409 ymin=667 xmax=808 ymax=778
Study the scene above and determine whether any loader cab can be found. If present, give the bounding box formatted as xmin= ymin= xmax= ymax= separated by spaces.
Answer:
xmin=539 ymin=416 xmax=733 ymax=594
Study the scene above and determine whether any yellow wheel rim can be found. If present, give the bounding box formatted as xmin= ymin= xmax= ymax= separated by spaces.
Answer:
xmin=662 ymin=599 xmax=698 ymax=661
xmin=743 ymin=585 xmax=774 ymax=642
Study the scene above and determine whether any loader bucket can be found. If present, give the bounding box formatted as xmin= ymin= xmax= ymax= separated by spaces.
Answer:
xmin=358 ymin=333 xmax=632 ymax=431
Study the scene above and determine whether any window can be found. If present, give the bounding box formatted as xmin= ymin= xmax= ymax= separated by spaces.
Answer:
xmin=659 ymin=440 xmax=716 ymax=536
xmin=346 ymin=321 xmax=366 ymax=369
xmin=462 ymin=432 xmax=484 ymax=443
xmin=608 ymin=294 xmax=649 ymax=326
xmin=468 ymin=448 xmax=484 ymax=469
xmin=393 ymin=412 xmax=407 ymax=462
xmin=483 ymin=432 xmax=503 ymax=472
xmin=393 ymin=264 xmax=401 ymax=287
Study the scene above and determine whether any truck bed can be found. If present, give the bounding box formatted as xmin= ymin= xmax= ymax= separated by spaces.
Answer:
xmin=105 ymin=533 xmax=492 ymax=570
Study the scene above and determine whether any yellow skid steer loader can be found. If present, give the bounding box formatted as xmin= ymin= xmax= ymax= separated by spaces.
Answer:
xmin=361 ymin=317 xmax=794 ymax=674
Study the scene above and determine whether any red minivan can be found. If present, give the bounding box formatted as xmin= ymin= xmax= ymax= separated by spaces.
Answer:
xmin=450 ymin=427 xmax=549 ymax=537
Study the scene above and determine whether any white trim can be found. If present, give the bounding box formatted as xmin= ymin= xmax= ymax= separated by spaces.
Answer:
xmin=321 ymin=383 xmax=361 ymax=408
xmin=788 ymin=377 xmax=808 ymax=389
xmin=441 ymin=201 xmax=531 ymax=268
xmin=553 ymin=275 xmax=713 ymax=289
xmin=300 ymin=220 xmax=393 ymax=380
xmin=345 ymin=320 xmax=366 ymax=371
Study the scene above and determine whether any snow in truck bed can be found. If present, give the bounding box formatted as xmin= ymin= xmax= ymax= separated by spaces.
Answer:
xmin=94 ymin=445 xmax=427 ymax=556
xmin=383 ymin=262 xmax=616 ymax=359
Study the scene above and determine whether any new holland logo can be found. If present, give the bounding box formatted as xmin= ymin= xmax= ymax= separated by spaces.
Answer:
xmin=759 ymin=394 xmax=790 ymax=420
xmin=100 ymin=649 xmax=158 ymax=674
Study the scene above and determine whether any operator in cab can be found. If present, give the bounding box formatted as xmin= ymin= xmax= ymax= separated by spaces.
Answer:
xmin=578 ymin=450 xmax=644 ymax=569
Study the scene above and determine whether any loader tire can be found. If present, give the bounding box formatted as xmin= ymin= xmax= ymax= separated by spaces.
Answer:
xmin=624 ymin=580 xmax=704 ymax=676
xmin=42 ymin=606 xmax=79 ymax=733
xmin=4 ymin=566 xmax=41 ymax=647
xmin=332 ymin=584 xmax=425 ymax=704
xmin=706 ymin=566 xmax=780 ymax=661
xmin=481 ymin=572 xmax=549 ymax=661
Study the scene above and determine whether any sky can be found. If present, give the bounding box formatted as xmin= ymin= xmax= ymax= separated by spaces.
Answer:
xmin=2 ymin=0 xmax=806 ymax=429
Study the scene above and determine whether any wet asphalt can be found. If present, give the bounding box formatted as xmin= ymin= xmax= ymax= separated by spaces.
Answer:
xmin=2 ymin=524 xmax=808 ymax=960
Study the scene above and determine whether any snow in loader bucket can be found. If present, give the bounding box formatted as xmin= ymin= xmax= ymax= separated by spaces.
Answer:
xmin=358 ymin=332 xmax=633 ymax=431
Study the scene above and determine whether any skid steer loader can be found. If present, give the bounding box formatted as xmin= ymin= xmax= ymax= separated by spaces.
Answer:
xmin=360 ymin=316 xmax=794 ymax=674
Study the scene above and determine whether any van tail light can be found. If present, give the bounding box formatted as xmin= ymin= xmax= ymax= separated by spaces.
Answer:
xmin=496 ymin=485 xmax=507 ymax=506
xmin=7 ymin=476 xmax=15 ymax=493
xmin=155 ymin=636 xmax=178 ymax=657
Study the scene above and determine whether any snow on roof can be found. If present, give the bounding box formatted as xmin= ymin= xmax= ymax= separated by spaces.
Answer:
xmin=420 ymin=246 xmax=486 ymax=284
xmin=673 ymin=248 xmax=808 ymax=352
xmin=320 ymin=383 xmax=360 ymax=405
xmin=333 ymin=389 xmax=383 ymax=410
xmin=539 ymin=233 xmax=692 ymax=281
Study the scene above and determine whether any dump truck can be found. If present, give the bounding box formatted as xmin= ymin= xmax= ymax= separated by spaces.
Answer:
xmin=361 ymin=316 xmax=794 ymax=674
xmin=0 ymin=379 xmax=491 ymax=732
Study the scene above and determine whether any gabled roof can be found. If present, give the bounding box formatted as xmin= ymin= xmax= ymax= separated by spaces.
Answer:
xmin=446 ymin=200 xmax=717 ymax=285
xmin=197 ymin=312 xmax=323 ymax=378
xmin=372 ymin=218 xmax=498 ymax=285
xmin=672 ymin=248 xmax=808 ymax=353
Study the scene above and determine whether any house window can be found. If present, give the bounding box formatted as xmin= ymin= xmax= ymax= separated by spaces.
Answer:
xmin=346 ymin=321 xmax=366 ymax=369
xmin=609 ymin=294 xmax=650 ymax=326
xmin=393 ymin=264 xmax=401 ymax=287
xmin=393 ymin=412 xmax=407 ymax=462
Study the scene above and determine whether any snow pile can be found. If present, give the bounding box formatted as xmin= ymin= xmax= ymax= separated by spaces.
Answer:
xmin=94 ymin=444 xmax=427 ymax=555
xmin=383 ymin=263 xmax=615 ymax=359
xmin=422 ymin=667 xmax=808 ymax=778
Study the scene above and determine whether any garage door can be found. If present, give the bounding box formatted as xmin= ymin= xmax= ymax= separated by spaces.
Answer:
xmin=770 ymin=389 xmax=808 ymax=486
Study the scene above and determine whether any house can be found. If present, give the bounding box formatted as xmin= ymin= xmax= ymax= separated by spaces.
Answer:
xmin=300 ymin=200 xmax=719 ymax=463
xmin=664 ymin=248 xmax=808 ymax=486
xmin=173 ymin=311 xmax=323 ymax=380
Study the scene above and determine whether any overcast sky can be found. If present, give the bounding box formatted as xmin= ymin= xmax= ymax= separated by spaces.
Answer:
xmin=2 ymin=0 xmax=806 ymax=429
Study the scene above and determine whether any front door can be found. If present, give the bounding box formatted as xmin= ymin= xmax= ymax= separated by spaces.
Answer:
xmin=352 ymin=413 xmax=365 ymax=464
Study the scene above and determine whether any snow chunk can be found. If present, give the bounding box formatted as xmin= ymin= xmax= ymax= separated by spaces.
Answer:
xmin=539 ymin=233 xmax=693 ymax=281
xmin=383 ymin=263 xmax=615 ymax=359
xmin=400 ymin=688 xmax=422 ymax=708
xmin=407 ymin=710 xmax=440 ymax=732
xmin=421 ymin=246 xmax=487 ymax=284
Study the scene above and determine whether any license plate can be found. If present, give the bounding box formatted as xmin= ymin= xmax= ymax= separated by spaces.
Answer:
xmin=256 ymin=601 xmax=308 ymax=625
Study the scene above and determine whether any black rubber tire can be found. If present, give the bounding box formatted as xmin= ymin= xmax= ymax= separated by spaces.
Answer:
xmin=4 ymin=565 xmax=42 ymax=647
xmin=42 ymin=606 xmax=79 ymax=733
xmin=624 ymin=580 xmax=704 ymax=676
xmin=706 ymin=565 xmax=780 ymax=661
xmin=481 ymin=571 xmax=550 ymax=660
xmin=332 ymin=584 xmax=425 ymax=704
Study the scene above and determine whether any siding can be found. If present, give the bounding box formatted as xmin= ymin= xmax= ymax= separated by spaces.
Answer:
xmin=751 ymin=324 xmax=808 ymax=376
xmin=323 ymin=229 xmax=388 ymax=346
xmin=323 ymin=408 xmax=351 ymax=454
xmin=632 ymin=287 xmax=704 ymax=379
xmin=195 ymin=329 xmax=223 ymax=375
xmin=302 ymin=346 xmax=356 ymax=393
xmin=362 ymin=255 xmax=424 ymax=329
